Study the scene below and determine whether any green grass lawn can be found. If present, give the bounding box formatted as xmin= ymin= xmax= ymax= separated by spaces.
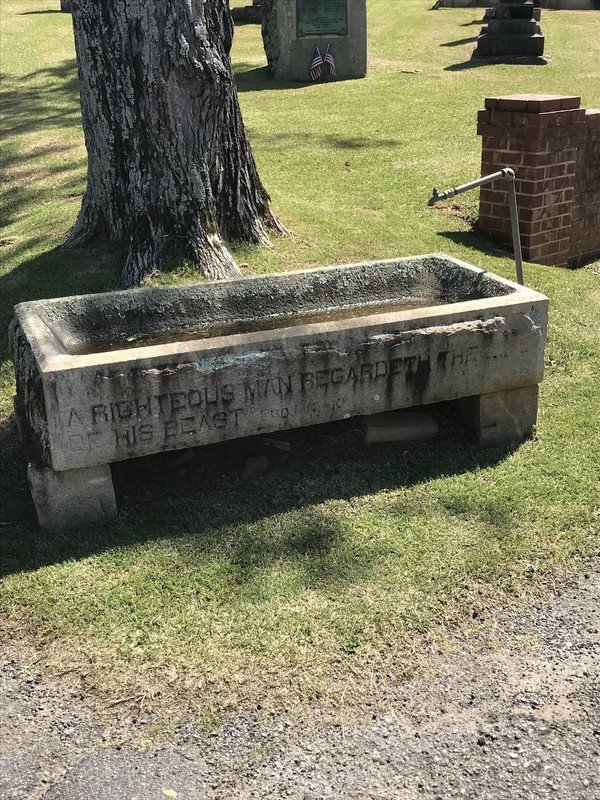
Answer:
xmin=1 ymin=0 xmax=599 ymax=728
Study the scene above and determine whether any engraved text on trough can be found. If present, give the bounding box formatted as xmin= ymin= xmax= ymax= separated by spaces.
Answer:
xmin=53 ymin=321 xmax=531 ymax=469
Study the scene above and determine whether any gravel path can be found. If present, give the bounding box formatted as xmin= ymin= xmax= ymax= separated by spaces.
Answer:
xmin=2 ymin=567 xmax=599 ymax=800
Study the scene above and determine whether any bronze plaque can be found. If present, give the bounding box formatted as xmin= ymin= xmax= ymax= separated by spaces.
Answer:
xmin=296 ymin=0 xmax=348 ymax=37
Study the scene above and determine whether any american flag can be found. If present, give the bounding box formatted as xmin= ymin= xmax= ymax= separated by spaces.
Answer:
xmin=324 ymin=44 xmax=337 ymax=78
xmin=309 ymin=47 xmax=323 ymax=81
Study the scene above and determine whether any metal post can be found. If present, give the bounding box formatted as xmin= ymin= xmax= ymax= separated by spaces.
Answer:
xmin=505 ymin=171 xmax=524 ymax=286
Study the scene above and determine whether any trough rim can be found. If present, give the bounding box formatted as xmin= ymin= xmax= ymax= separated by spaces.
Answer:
xmin=12 ymin=254 xmax=549 ymax=373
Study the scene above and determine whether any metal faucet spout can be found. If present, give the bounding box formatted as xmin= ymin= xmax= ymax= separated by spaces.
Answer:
xmin=427 ymin=188 xmax=440 ymax=206
xmin=427 ymin=168 xmax=524 ymax=285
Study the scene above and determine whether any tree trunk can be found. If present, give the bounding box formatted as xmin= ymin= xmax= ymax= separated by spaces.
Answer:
xmin=261 ymin=0 xmax=280 ymax=75
xmin=67 ymin=0 xmax=287 ymax=288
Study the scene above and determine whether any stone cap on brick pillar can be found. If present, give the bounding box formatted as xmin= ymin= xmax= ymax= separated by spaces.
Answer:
xmin=484 ymin=94 xmax=581 ymax=112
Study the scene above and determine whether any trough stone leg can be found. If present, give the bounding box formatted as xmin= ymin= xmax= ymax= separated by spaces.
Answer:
xmin=453 ymin=385 xmax=539 ymax=445
xmin=27 ymin=462 xmax=117 ymax=533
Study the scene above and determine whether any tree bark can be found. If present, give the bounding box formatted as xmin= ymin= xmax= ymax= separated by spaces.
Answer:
xmin=67 ymin=0 xmax=287 ymax=288
xmin=261 ymin=0 xmax=280 ymax=75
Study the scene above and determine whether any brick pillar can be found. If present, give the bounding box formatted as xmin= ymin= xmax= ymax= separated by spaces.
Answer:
xmin=568 ymin=109 xmax=600 ymax=264
xmin=477 ymin=94 xmax=585 ymax=267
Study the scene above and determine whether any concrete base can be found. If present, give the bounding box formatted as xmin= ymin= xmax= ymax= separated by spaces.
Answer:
xmin=27 ymin=462 xmax=117 ymax=533
xmin=453 ymin=386 xmax=539 ymax=445
xmin=471 ymin=53 xmax=549 ymax=64
xmin=476 ymin=32 xmax=545 ymax=56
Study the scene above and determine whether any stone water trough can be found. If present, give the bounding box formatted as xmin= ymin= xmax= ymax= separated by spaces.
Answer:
xmin=10 ymin=254 xmax=548 ymax=531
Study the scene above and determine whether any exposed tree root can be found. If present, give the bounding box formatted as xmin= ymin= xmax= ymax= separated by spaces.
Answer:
xmin=62 ymin=192 xmax=101 ymax=250
xmin=189 ymin=221 xmax=243 ymax=282
xmin=119 ymin=220 xmax=165 ymax=289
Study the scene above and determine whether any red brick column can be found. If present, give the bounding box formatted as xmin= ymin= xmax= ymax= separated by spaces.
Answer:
xmin=568 ymin=109 xmax=600 ymax=264
xmin=477 ymin=94 xmax=585 ymax=267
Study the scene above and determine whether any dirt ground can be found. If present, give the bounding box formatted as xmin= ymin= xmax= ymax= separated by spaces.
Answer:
xmin=1 ymin=565 xmax=599 ymax=800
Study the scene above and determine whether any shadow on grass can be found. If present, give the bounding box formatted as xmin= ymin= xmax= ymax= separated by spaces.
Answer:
xmin=231 ymin=18 xmax=261 ymax=27
xmin=0 ymin=241 xmax=126 ymax=364
xmin=440 ymin=36 xmax=478 ymax=48
xmin=1 ymin=60 xmax=81 ymax=138
xmin=234 ymin=63 xmax=347 ymax=93
xmin=0 ymin=406 xmax=519 ymax=586
xmin=1 ymin=153 xmax=86 ymax=229
xmin=245 ymin=128 xmax=403 ymax=149
xmin=444 ymin=58 xmax=486 ymax=72
xmin=234 ymin=64 xmax=308 ymax=93
xmin=437 ymin=229 xmax=516 ymax=262
xmin=1 ymin=59 xmax=85 ymax=228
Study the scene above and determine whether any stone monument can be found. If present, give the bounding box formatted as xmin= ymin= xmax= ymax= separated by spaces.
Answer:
xmin=267 ymin=0 xmax=367 ymax=82
xmin=231 ymin=0 xmax=262 ymax=25
xmin=475 ymin=1 xmax=545 ymax=60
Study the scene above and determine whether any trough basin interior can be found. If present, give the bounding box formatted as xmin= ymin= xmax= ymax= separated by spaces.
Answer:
xmin=24 ymin=256 xmax=515 ymax=356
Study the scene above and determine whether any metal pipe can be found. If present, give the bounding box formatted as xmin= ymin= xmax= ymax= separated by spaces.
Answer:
xmin=505 ymin=172 xmax=524 ymax=286
xmin=428 ymin=168 xmax=525 ymax=285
